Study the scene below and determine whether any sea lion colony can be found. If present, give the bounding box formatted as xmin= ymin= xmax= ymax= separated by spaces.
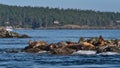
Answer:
xmin=22 ymin=35 xmax=120 ymax=55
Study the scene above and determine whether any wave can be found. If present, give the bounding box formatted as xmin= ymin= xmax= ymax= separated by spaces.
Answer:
xmin=72 ymin=50 xmax=96 ymax=55
xmin=99 ymin=52 xmax=119 ymax=55
xmin=72 ymin=50 xmax=120 ymax=55
xmin=38 ymin=51 xmax=48 ymax=54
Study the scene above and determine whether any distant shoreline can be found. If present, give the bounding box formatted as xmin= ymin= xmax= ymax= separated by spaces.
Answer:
xmin=1 ymin=4 xmax=120 ymax=30
xmin=14 ymin=27 xmax=120 ymax=30
xmin=1 ymin=26 xmax=120 ymax=30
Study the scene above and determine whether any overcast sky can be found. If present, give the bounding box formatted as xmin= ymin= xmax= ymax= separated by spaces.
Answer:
xmin=0 ymin=0 xmax=120 ymax=12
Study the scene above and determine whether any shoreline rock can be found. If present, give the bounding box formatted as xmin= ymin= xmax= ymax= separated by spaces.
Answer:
xmin=0 ymin=28 xmax=30 ymax=38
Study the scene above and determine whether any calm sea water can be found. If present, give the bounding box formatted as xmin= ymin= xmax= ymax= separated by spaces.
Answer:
xmin=0 ymin=29 xmax=120 ymax=68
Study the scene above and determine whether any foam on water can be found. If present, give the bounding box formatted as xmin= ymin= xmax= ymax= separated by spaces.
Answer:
xmin=72 ymin=50 xmax=96 ymax=55
xmin=38 ymin=51 xmax=48 ymax=53
xmin=99 ymin=52 xmax=119 ymax=55
xmin=72 ymin=50 xmax=120 ymax=55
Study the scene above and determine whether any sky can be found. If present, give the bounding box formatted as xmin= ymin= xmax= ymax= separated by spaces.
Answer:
xmin=0 ymin=0 xmax=120 ymax=12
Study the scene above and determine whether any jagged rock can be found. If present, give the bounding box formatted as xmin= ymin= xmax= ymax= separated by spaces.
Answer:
xmin=0 ymin=29 xmax=30 ymax=38
xmin=96 ymin=44 xmax=120 ymax=53
xmin=110 ymin=46 xmax=120 ymax=53
xmin=50 ymin=47 xmax=76 ymax=55
xmin=22 ymin=48 xmax=43 ymax=53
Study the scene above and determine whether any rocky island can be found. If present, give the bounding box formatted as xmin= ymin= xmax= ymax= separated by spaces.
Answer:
xmin=22 ymin=36 xmax=120 ymax=55
xmin=0 ymin=28 xmax=30 ymax=38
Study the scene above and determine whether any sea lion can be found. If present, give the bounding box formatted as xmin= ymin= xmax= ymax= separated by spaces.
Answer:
xmin=98 ymin=35 xmax=106 ymax=46
xmin=65 ymin=41 xmax=77 ymax=47
xmin=28 ymin=40 xmax=47 ymax=48
xmin=80 ymin=42 xmax=95 ymax=48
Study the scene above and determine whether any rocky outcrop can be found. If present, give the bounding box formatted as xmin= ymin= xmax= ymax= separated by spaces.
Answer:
xmin=22 ymin=40 xmax=47 ymax=53
xmin=0 ymin=28 xmax=30 ymax=38
xmin=50 ymin=47 xmax=76 ymax=55
xmin=23 ymin=36 xmax=120 ymax=55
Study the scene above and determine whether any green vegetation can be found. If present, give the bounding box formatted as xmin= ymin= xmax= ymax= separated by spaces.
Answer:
xmin=0 ymin=4 xmax=120 ymax=29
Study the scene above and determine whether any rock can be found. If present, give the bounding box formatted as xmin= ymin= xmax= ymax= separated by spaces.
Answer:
xmin=0 ymin=29 xmax=30 ymax=38
xmin=96 ymin=44 xmax=120 ymax=53
xmin=18 ymin=34 xmax=30 ymax=38
xmin=65 ymin=44 xmax=82 ymax=51
xmin=114 ymin=39 xmax=120 ymax=45
xmin=49 ymin=43 xmax=85 ymax=55
xmin=110 ymin=46 xmax=120 ymax=53
xmin=22 ymin=48 xmax=42 ymax=53
xmin=56 ymin=42 xmax=67 ymax=48
xmin=50 ymin=47 xmax=76 ymax=55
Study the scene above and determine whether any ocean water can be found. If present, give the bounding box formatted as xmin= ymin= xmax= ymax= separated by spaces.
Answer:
xmin=0 ymin=29 xmax=120 ymax=68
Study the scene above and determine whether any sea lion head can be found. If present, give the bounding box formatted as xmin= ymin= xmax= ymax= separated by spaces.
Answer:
xmin=49 ymin=43 xmax=56 ymax=49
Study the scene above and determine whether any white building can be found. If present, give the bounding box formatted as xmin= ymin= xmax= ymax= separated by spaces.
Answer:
xmin=53 ymin=20 xmax=60 ymax=25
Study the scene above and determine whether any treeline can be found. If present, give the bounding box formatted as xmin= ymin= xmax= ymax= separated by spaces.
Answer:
xmin=0 ymin=4 xmax=120 ymax=29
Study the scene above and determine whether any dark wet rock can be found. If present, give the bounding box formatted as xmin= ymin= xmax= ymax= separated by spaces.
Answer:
xmin=56 ymin=42 xmax=67 ymax=48
xmin=22 ymin=48 xmax=43 ymax=53
xmin=110 ymin=46 xmax=120 ymax=53
xmin=102 ymin=45 xmax=120 ymax=53
xmin=0 ymin=29 xmax=30 ymax=38
xmin=50 ymin=47 xmax=76 ymax=55
xmin=50 ymin=44 xmax=82 ymax=55
xmin=96 ymin=44 xmax=120 ymax=53
xmin=18 ymin=34 xmax=30 ymax=38
xmin=65 ymin=44 xmax=82 ymax=51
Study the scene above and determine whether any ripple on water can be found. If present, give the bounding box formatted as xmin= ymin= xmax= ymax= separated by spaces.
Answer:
xmin=0 ymin=51 xmax=120 ymax=68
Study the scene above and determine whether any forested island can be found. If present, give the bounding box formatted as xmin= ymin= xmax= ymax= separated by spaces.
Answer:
xmin=0 ymin=4 xmax=120 ymax=29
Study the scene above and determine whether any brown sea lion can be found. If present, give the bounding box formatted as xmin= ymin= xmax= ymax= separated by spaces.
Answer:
xmin=98 ymin=35 xmax=106 ymax=46
xmin=65 ymin=41 xmax=77 ymax=46
xmin=80 ymin=42 xmax=95 ymax=48
xmin=49 ymin=43 xmax=56 ymax=49
xmin=28 ymin=40 xmax=47 ymax=48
